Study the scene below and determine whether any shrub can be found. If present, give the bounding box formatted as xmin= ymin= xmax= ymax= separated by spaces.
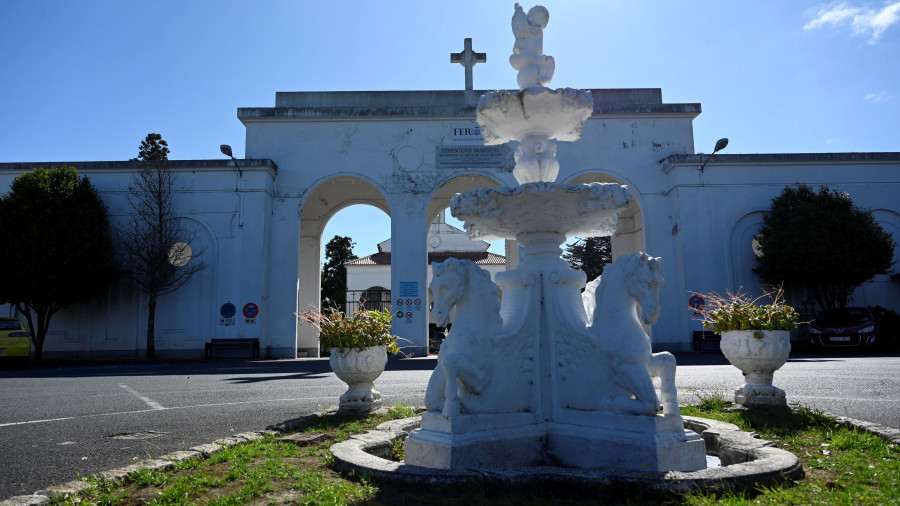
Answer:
xmin=297 ymin=307 xmax=400 ymax=354
xmin=693 ymin=287 xmax=798 ymax=335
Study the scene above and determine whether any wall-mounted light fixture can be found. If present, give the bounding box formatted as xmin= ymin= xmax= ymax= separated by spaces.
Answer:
xmin=220 ymin=144 xmax=243 ymax=178
xmin=699 ymin=138 xmax=729 ymax=173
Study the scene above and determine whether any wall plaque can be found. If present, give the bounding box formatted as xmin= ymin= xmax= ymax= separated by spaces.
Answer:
xmin=435 ymin=145 xmax=508 ymax=169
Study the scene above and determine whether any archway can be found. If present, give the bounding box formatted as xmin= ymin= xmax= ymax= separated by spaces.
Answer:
xmin=422 ymin=174 xmax=509 ymax=345
xmin=154 ymin=217 xmax=217 ymax=357
xmin=297 ymin=176 xmax=390 ymax=357
xmin=565 ymin=172 xmax=646 ymax=262
xmin=729 ymin=211 xmax=767 ymax=299
xmin=326 ymin=204 xmax=392 ymax=315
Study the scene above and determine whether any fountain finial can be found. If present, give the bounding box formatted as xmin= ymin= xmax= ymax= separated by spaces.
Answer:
xmin=510 ymin=3 xmax=555 ymax=89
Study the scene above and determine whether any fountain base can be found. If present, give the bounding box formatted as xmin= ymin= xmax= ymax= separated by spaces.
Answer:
xmin=405 ymin=411 xmax=706 ymax=472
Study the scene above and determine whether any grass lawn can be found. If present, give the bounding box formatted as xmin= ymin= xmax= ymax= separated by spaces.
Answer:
xmin=47 ymin=400 xmax=899 ymax=505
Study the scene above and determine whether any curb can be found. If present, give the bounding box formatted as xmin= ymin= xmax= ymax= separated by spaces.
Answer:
xmin=2 ymin=406 xmax=896 ymax=505
xmin=825 ymin=412 xmax=900 ymax=445
xmin=0 ymin=407 xmax=349 ymax=506
xmin=329 ymin=415 xmax=804 ymax=496
xmin=0 ymin=430 xmax=276 ymax=506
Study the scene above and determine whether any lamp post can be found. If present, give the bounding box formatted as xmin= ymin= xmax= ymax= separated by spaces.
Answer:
xmin=221 ymin=144 xmax=245 ymax=227
xmin=220 ymin=144 xmax=243 ymax=178
xmin=699 ymin=138 xmax=729 ymax=173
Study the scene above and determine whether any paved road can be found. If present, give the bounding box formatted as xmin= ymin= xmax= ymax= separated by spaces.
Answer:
xmin=1 ymin=352 xmax=898 ymax=499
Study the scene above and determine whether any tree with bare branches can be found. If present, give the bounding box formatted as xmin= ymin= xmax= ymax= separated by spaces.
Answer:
xmin=118 ymin=133 xmax=206 ymax=359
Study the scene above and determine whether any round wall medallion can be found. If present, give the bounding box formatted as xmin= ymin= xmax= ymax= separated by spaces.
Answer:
xmin=393 ymin=146 xmax=423 ymax=172
xmin=752 ymin=235 xmax=763 ymax=258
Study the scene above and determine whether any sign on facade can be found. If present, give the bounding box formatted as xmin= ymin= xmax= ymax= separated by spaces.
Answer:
xmin=219 ymin=302 xmax=237 ymax=326
xmin=436 ymin=145 xmax=508 ymax=169
xmin=398 ymin=281 xmax=418 ymax=297
xmin=435 ymin=123 xmax=510 ymax=169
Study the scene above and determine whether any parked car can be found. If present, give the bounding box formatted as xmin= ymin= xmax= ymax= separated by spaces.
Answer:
xmin=428 ymin=324 xmax=447 ymax=355
xmin=0 ymin=317 xmax=32 ymax=363
xmin=808 ymin=307 xmax=880 ymax=350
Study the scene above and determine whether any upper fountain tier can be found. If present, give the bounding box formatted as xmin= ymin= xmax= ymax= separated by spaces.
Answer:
xmin=476 ymin=3 xmax=593 ymax=184
xmin=451 ymin=181 xmax=632 ymax=242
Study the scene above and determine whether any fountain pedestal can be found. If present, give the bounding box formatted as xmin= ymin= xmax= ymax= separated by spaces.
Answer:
xmin=405 ymin=180 xmax=705 ymax=472
xmin=405 ymin=3 xmax=706 ymax=474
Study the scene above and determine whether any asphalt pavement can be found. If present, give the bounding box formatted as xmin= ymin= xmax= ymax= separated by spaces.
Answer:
xmin=1 ymin=352 xmax=898 ymax=500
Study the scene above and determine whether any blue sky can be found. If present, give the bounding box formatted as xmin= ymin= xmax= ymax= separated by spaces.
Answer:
xmin=2 ymin=1 xmax=899 ymax=257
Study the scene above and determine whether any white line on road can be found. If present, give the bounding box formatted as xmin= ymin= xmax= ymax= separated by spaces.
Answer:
xmin=0 ymin=395 xmax=341 ymax=428
xmin=119 ymin=384 xmax=166 ymax=410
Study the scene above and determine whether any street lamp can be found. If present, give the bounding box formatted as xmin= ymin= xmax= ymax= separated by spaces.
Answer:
xmin=699 ymin=138 xmax=729 ymax=173
xmin=220 ymin=144 xmax=243 ymax=178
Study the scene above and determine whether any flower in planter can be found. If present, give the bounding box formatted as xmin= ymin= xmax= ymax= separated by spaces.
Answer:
xmin=692 ymin=287 xmax=798 ymax=338
xmin=296 ymin=306 xmax=401 ymax=355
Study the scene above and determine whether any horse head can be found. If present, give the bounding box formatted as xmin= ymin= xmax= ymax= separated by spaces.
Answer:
xmin=429 ymin=258 xmax=468 ymax=327
xmin=626 ymin=253 xmax=664 ymax=325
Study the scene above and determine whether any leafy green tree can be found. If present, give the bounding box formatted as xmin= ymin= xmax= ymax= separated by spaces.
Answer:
xmin=321 ymin=235 xmax=357 ymax=309
xmin=118 ymin=133 xmax=205 ymax=359
xmin=754 ymin=185 xmax=895 ymax=311
xmin=563 ymin=236 xmax=612 ymax=281
xmin=134 ymin=133 xmax=169 ymax=162
xmin=0 ymin=166 xmax=117 ymax=360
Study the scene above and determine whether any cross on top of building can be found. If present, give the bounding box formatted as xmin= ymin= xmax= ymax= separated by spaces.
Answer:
xmin=450 ymin=38 xmax=486 ymax=91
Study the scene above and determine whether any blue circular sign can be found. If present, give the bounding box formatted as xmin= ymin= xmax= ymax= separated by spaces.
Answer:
xmin=220 ymin=302 xmax=237 ymax=319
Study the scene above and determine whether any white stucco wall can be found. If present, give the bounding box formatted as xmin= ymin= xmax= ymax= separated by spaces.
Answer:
xmin=0 ymin=161 xmax=277 ymax=359
xmin=2 ymin=88 xmax=897 ymax=359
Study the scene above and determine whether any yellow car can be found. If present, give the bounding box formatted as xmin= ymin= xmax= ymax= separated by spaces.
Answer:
xmin=0 ymin=317 xmax=32 ymax=361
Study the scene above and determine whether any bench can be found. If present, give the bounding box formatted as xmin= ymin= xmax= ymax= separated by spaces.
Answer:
xmin=205 ymin=338 xmax=260 ymax=359
xmin=692 ymin=330 xmax=721 ymax=352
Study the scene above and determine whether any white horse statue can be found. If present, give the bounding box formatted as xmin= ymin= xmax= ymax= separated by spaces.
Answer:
xmin=425 ymin=258 xmax=505 ymax=418
xmin=587 ymin=252 xmax=680 ymax=416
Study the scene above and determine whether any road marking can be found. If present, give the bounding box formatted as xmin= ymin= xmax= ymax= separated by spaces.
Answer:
xmin=0 ymin=395 xmax=342 ymax=428
xmin=0 ymin=416 xmax=77 ymax=427
xmin=119 ymin=384 xmax=166 ymax=410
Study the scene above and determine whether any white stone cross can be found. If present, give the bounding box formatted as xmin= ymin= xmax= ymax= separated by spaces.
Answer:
xmin=450 ymin=38 xmax=486 ymax=91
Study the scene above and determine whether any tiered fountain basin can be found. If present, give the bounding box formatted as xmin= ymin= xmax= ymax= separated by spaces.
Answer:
xmin=477 ymin=87 xmax=593 ymax=144
xmin=452 ymin=182 xmax=633 ymax=242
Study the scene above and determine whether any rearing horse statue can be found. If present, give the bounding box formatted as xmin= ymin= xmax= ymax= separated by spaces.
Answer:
xmin=587 ymin=252 xmax=681 ymax=416
xmin=425 ymin=258 xmax=505 ymax=418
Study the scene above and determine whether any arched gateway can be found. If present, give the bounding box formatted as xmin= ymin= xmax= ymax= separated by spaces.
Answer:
xmin=238 ymin=89 xmax=672 ymax=357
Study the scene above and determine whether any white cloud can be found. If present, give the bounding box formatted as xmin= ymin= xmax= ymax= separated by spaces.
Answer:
xmin=864 ymin=91 xmax=894 ymax=102
xmin=804 ymin=1 xmax=900 ymax=44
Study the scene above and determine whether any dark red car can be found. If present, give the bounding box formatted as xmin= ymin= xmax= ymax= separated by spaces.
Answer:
xmin=808 ymin=307 xmax=880 ymax=350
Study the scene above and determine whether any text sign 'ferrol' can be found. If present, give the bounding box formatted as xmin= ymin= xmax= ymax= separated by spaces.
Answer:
xmin=435 ymin=145 xmax=508 ymax=169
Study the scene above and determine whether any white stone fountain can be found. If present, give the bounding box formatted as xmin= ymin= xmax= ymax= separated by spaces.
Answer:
xmin=404 ymin=3 xmax=706 ymax=472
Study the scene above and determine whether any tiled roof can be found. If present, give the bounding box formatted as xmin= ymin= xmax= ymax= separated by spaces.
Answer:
xmin=345 ymin=251 xmax=506 ymax=266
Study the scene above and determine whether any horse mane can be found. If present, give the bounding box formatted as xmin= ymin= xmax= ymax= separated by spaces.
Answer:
xmin=591 ymin=252 xmax=662 ymax=326
xmin=442 ymin=258 xmax=502 ymax=323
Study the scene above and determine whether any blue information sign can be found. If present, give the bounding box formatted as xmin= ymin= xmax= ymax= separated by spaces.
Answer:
xmin=399 ymin=281 xmax=418 ymax=297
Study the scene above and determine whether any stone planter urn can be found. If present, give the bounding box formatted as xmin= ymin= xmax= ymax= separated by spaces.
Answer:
xmin=329 ymin=345 xmax=388 ymax=412
xmin=720 ymin=330 xmax=791 ymax=407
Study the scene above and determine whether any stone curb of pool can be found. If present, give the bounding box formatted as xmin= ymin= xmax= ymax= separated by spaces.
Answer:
xmin=328 ymin=412 xmax=900 ymax=495
xmin=2 ymin=408 xmax=898 ymax=506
